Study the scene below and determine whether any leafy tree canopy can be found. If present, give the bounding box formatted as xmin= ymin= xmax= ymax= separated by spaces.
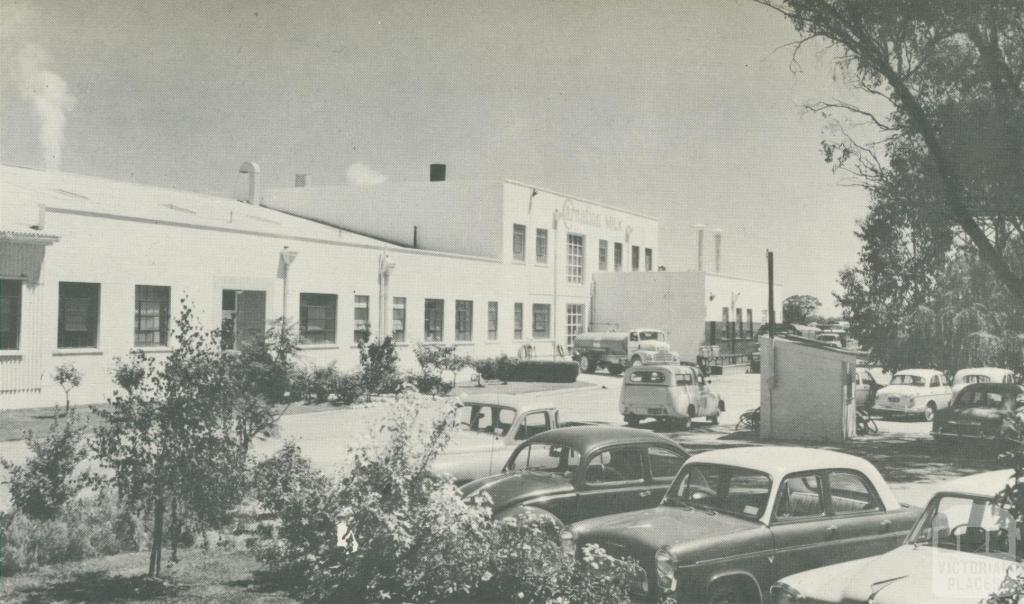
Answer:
xmin=783 ymin=294 xmax=823 ymax=324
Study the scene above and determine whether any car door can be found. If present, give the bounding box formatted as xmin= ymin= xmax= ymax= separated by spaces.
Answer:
xmin=575 ymin=445 xmax=648 ymax=520
xmin=820 ymin=469 xmax=903 ymax=562
xmin=855 ymin=370 xmax=877 ymax=407
xmin=769 ymin=472 xmax=836 ymax=580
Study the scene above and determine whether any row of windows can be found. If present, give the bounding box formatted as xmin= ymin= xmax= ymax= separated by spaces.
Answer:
xmin=512 ymin=224 xmax=653 ymax=277
xmin=719 ymin=307 xmax=759 ymax=340
xmin=0 ymin=279 xmax=577 ymax=351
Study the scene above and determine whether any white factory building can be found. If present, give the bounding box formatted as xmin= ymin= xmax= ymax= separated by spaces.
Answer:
xmin=1 ymin=163 xmax=670 ymax=409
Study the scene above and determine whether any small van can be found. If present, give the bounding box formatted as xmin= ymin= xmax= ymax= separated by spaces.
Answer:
xmin=619 ymin=363 xmax=724 ymax=429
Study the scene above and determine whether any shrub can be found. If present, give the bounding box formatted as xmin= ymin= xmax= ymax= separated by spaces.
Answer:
xmin=408 ymin=371 xmax=456 ymax=396
xmin=255 ymin=393 xmax=639 ymax=603
xmin=474 ymin=358 xmax=579 ymax=383
xmin=473 ymin=354 xmax=520 ymax=382
xmin=358 ymin=336 xmax=403 ymax=395
xmin=0 ymin=489 xmax=147 ymax=575
xmin=414 ymin=343 xmax=470 ymax=374
xmin=289 ymin=363 xmax=364 ymax=404
xmin=1 ymin=410 xmax=88 ymax=520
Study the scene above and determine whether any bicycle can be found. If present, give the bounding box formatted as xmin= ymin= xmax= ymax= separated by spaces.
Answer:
xmin=855 ymin=408 xmax=879 ymax=436
xmin=736 ymin=408 xmax=761 ymax=432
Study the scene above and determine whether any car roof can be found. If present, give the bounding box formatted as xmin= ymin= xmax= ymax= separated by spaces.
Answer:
xmin=525 ymin=425 xmax=682 ymax=456
xmin=957 ymin=383 xmax=1024 ymax=396
xmin=624 ymin=364 xmax=693 ymax=373
xmin=954 ymin=367 xmax=1014 ymax=377
xmin=936 ymin=470 xmax=1014 ymax=499
xmin=685 ymin=446 xmax=880 ymax=479
xmin=458 ymin=394 xmax=554 ymax=412
xmin=893 ymin=368 xmax=938 ymax=377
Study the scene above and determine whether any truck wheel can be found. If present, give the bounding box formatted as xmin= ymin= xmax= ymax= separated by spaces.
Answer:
xmin=608 ymin=365 xmax=624 ymax=376
xmin=631 ymin=356 xmax=644 ymax=368
xmin=577 ymin=356 xmax=594 ymax=373
xmin=624 ymin=414 xmax=640 ymax=427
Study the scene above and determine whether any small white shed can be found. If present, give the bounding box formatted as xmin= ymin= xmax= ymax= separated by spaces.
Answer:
xmin=759 ymin=335 xmax=862 ymax=443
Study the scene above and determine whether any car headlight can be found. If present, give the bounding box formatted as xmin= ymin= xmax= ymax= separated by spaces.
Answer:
xmin=768 ymin=582 xmax=804 ymax=604
xmin=559 ymin=528 xmax=577 ymax=557
xmin=654 ymin=547 xmax=677 ymax=593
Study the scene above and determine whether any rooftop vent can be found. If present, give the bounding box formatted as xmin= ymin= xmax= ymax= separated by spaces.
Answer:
xmin=239 ymin=161 xmax=260 ymax=205
xmin=295 ymin=173 xmax=309 ymax=187
xmin=429 ymin=163 xmax=446 ymax=182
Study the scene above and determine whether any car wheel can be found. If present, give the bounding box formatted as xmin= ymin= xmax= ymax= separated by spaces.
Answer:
xmin=710 ymin=413 xmax=719 ymax=425
xmin=924 ymin=402 xmax=937 ymax=421
xmin=631 ymin=356 xmax=644 ymax=368
xmin=624 ymin=414 xmax=640 ymax=427
xmin=707 ymin=579 xmax=757 ymax=604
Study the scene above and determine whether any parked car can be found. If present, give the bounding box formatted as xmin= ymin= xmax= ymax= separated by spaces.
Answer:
xmin=432 ymin=395 xmax=564 ymax=485
xmin=931 ymin=383 xmax=1024 ymax=448
xmin=769 ymin=470 xmax=1017 ymax=604
xmin=572 ymin=329 xmax=679 ymax=375
xmin=561 ymin=446 xmax=920 ymax=602
xmin=460 ymin=426 xmax=689 ymax=527
xmin=619 ymin=364 xmax=724 ymax=428
xmin=854 ymin=368 xmax=883 ymax=409
xmin=951 ymin=366 xmax=1017 ymax=398
xmin=872 ymin=369 xmax=952 ymax=420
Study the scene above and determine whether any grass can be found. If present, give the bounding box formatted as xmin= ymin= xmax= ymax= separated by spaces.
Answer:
xmin=1 ymin=548 xmax=297 ymax=603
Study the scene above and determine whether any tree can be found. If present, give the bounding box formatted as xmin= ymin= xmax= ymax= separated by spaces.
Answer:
xmin=757 ymin=0 xmax=1024 ymax=306
xmin=93 ymin=301 xmax=249 ymax=577
xmin=53 ymin=363 xmax=83 ymax=417
xmin=783 ymin=294 xmax=822 ymax=324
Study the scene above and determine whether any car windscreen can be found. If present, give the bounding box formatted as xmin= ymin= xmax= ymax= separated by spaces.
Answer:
xmin=457 ymin=404 xmax=516 ymax=436
xmin=909 ymin=495 xmax=1021 ymax=561
xmin=504 ymin=442 xmax=582 ymax=474
xmin=891 ymin=374 xmax=926 ymax=386
xmin=638 ymin=331 xmax=666 ymax=342
xmin=960 ymin=374 xmax=993 ymax=385
xmin=664 ymin=463 xmax=771 ymax=520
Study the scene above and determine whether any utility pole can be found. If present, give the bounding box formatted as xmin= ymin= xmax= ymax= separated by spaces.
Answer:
xmin=767 ymin=250 xmax=775 ymax=338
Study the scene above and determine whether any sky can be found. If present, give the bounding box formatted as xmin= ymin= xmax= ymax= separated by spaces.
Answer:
xmin=0 ymin=0 xmax=883 ymax=315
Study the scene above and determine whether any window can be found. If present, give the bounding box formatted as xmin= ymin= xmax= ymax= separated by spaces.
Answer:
xmin=222 ymin=290 xmax=267 ymax=350
xmin=747 ymin=309 xmax=754 ymax=338
xmin=598 ymin=240 xmax=608 ymax=271
xmin=488 ymin=301 xmax=498 ymax=340
xmin=566 ymin=303 xmax=584 ymax=348
xmin=513 ymin=303 xmax=523 ymax=340
xmin=762 ymin=310 xmax=768 ymax=324
xmin=648 ymin=447 xmax=686 ymax=480
xmin=299 ymin=293 xmax=337 ymax=344
xmin=736 ymin=309 xmax=744 ymax=340
xmin=392 ymin=297 xmax=406 ymax=342
xmin=827 ymin=471 xmax=880 ymax=514
xmin=512 ymin=224 xmax=526 ymax=261
xmin=567 ymin=234 xmax=585 ymax=284
xmin=535 ymin=228 xmax=548 ymax=264
xmin=673 ymin=465 xmax=771 ymax=519
xmin=721 ymin=307 xmax=730 ymax=341
xmin=516 ymin=411 xmax=551 ymax=440
xmin=930 ymin=375 xmax=940 ymax=388
xmin=0 ymin=279 xmax=23 ymax=350
xmin=674 ymin=368 xmax=696 ymax=385
xmin=645 ymin=248 xmax=653 ymax=271
xmin=629 ymin=370 xmax=668 ymax=384
xmin=614 ymin=242 xmax=623 ymax=271
xmin=353 ymin=295 xmax=370 ymax=343
xmin=631 ymin=245 xmax=640 ymax=271
xmin=455 ymin=300 xmax=473 ymax=341
xmin=134 ymin=285 xmax=170 ymax=346
xmin=424 ymin=299 xmax=444 ymax=342
xmin=775 ymin=474 xmax=825 ymax=519
xmin=532 ymin=304 xmax=550 ymax=338
xmin=585 ymin=448 xmax=643 ymax=484
xmin=58 ymin=282 xmax=100 ymax=348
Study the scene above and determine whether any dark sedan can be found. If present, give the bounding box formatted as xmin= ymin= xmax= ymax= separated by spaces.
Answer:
xmin=931 ymin=382 xmax=1024 ymax=448
xmin=460 ymin=426 xmax=688 ymax=527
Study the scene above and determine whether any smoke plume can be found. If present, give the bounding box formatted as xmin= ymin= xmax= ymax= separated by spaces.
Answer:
xmin=16 ymin=44 xmax=76 ymax=171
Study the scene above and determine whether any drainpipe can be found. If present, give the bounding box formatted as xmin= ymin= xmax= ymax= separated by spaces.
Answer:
xmin=552 ymin=209 xmax=561 ymax=358
xmin=280 ymin=247 xmax=299 ymax=324
xmin=379 ymin=252 xmax=396 ymax=341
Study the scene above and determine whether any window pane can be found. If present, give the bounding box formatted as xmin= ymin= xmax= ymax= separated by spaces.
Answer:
xmin=513 ymin=224 xmax=526 ymax=261
xmin=535 ymin=228 xmax=548 ymax=264
xmin=776 ymin=474 xmax=824 ymax=519
xmin=631 ymin=245 xmax=640 ymax=270
xmin=567 ymin=234 xmax=585 ymax=284
xmin=598 ymin=240 xmax=608 ymax=271
xmin=828 ymin=471 xmax=880 ymax=514
xmin=353 ymin=294 xmax=370 ymax=343
xmin=649 ymin=447 xmax=685 ymax=480
xmin=532 ymin=304 xmax=550 ymax=338
xmin=0 ymin=279 xmax=23 ymax=350
xmin=424 ymin=298 xmax=444 ymax=342
xmin=134 ymin=285 xmax=170 ymax=346
xmin=58 ymin=282 xmax=100 ymax=348
xmin=645 ymin=248 xmax=653 ymax=271
xmin=300 ymin=293 xmax=337 ymax=344
xmin=614 ymin=242 xmax=623 ymax=271
xmin=392 ymin=297 xmax=406 ymax=342
xmin=513 ymin=303 xmax=523 ymax=340
xmin=488 ymin=301 xmax=498 ymax=340
xmin=585 ymin=448 xmax=643 ymax=483
xmin=455 ymin=300 xmax=473 ymax=341
xmin=566 ymin=303 xmax=584 ymax=348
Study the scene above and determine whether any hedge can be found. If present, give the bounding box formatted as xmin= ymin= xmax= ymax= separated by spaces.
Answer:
xmin=474 ymin=356 xmax=578 ymax=383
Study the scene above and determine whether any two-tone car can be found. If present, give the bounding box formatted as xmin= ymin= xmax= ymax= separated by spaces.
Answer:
xmin=432 ymin=395 xmax=563 ymax=484
xmin=951 ymin=366 xmax=1017 ymax=398
xmin=931 ymin=383 xmax=1024 ymax=449
xmin=872 ymin=369 xmax=952 ymax=420
xmin=770 ymin=470 xmax=1018 ymax=604
xmin=561 ymin=446 xmax=919 ymax=603
xmin=620 ymin=363 xmax=724 ymax=429
xmin=460 ymin=426 xmax=689 ymax=526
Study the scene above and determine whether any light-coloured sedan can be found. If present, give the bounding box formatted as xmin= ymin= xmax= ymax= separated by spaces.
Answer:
xmin=951 ymin=366 xmax=1017 ymax=397
xmin=873 ymin=369 xmax=952 ymax=420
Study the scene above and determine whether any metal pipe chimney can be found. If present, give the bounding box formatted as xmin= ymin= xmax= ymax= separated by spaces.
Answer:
xmin=239 ymin=161 xmax=261 ymax=205
xmin=694 ymin=225 xmax=705 ymax=272
xmin=713 ymin=230 xmax=722 ymax=273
